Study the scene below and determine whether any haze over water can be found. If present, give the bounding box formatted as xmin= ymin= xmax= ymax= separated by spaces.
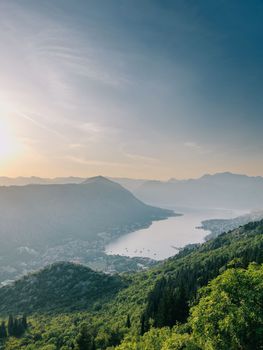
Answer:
xmin=105 ymin=207 xmax=244 ymax=260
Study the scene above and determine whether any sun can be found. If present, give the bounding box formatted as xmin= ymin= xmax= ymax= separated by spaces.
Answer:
xmin=0 ymin=118 xmax=19 ymax=160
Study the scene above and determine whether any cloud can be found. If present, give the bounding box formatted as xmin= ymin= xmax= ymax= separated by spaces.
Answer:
xmin=64 ymin=121 xmax=120 ymax=146
xmin=184 ymin=141 xmax=201 ymax=149
xmin=64 ymin=155 xmax=131 ymax=168
xmin=123 ymin=151 xmax=159 ymax=164
xmin=184 ymin=141 xmax=212 ymax=155
xmin=14 ymin=111 xmax=64 ymax=137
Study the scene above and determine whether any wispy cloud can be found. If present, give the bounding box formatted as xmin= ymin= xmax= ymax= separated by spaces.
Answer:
xmin=13 ymin=110 xmax=66 ymax=140
xmin=184 ymin=141 xmax=202 ymax=150
xmin=64 ymin=155 xmax=131 ymax=168
xmin=123 ymin=151 xmax=159 ymax=164
xmin=184 ymin=141 xmax=212 ymax=155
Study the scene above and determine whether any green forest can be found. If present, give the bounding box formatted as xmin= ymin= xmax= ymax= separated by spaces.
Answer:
xmin=0 ymin=220 xmax=262 ymax=350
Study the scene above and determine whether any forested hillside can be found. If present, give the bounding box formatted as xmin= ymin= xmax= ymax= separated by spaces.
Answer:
xmin=116 ymin=263 xmax=263 ymax=350
xmin=0 ymin=262 xmax=127 ymax=315
xmin=0 ymin=220 xmax=262 ymax=349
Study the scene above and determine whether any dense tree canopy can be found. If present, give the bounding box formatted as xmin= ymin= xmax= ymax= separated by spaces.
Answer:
xmin=190 ymin=263 xmax=263 ymax=349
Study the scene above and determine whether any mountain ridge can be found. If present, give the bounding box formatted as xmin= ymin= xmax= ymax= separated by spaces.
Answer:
xmin=1 ymin=172 xmax=263 ymax=210
xmin=134 ymin=172 xmax=263 ymax=209
xmin=0 ymin=172 xmax=262 ymax=187
xmin=0 ymin=178 xmax=173 ymax=283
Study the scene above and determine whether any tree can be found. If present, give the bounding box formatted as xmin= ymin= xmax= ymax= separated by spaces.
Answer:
xmin=6 ymin=315 xmax=27 ymax=338
xmin=140 ymin=314 xmax=147 ymax=336
xmin=162 ymin=332 xmax=199 ymax=350
xmin=13 ymin=318 xmax=20 ymax=337
xmin=21 ymin=314 xmax=27 ymax=330
xmin=190 ymin=263 xmax=263 ymax=350
xmin=0 ymin=321 xmax=7 ymax=338
xmin=125 ymin=314 xmax=131 ymax=328
xmin=75 ymin=323 xmax=95 ymax=350
xmin=7 ymin=315 xmax=14 ymax=336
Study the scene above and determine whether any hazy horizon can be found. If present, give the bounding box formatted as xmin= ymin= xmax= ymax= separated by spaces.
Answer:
xmin=0 ymin=0 xmax=263 ymax=179
xmin=0 ymin=170 xmax=263 ymax=182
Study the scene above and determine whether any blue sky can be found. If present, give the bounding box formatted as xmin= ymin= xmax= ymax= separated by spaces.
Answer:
xmin=0 ymin=0 xmax=262 ymax=179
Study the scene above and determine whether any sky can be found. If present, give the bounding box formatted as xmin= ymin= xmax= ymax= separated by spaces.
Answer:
xmin=0 ymin=0 xmax=262 ymax=180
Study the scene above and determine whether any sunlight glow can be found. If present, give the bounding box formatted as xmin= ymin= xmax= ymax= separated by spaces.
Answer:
xmin=0 ymin=117 xmax=20 ymax=160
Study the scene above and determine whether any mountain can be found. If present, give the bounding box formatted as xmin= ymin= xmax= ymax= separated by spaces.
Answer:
xmin=0 ymin=220 xmax=262 ymax=349
xmin=0 ymin=176 xmax=173 ymax=283
xmin=200 ymin=209 xmax=263 ymax=240
xmin=134 ymin=172 xmax=263 ymax=209
xmin=0 ymin=176 xmax=172 ymax=250
xmin=0 ymin=176 xmax=85 ymax=186
xmin=0 ymin=262 xmax=126 ymax=314
xmin=109 ymin=177 xmax=147 ymax=191
xmin=0 ymin=175 xmax=146 ymax=189
xmin=2 ymin=172 xmax=263 ymax=210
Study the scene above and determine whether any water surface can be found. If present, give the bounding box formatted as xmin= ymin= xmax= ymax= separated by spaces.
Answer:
xmin=105 ymin=207 xmax=243 ymax=260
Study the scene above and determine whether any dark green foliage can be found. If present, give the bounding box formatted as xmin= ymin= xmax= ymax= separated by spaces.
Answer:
xmin=21 ymin=314 xmax=27 ymax=330
xmin=6 ymin=314 xmax=27 ymax=337
xmin=75 ymin=323 xmax=95 ymax=350
xmin=125 ymin=314 xmax=131 ymax=328
xmin=116 ymin=264 xmax=263 ymax=349
xmin=0 ymin=321 xmax=7 ymax=338
xmin=7 ymin=315 xmax=13 ymax=336
xmin=144 ymin=220 xmax=263 ymax=328
xmin=0 ymin=262 xmax=127 ymax=314
xmin=190 ymin=263 xmax=263 ymax=349
xmin=140 ymin=314 xmax=148 ymax=336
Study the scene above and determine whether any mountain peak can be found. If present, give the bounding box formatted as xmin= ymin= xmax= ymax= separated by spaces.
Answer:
xmin=82 ymin=175 xmax=116 ymax=185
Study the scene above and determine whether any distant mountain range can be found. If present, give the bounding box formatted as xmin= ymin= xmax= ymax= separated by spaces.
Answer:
xmin=133 ymin=172 xmax=263 ymax=209
xmin=1 ymin=172 xmax=263 ymax=209
xmin=0 ymin=175 xmax=146 ymax=192
xmin=0 ymin=176 xmax=173 ymax=283
xmin=0 ymin=176 xmax=85 ymax=186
